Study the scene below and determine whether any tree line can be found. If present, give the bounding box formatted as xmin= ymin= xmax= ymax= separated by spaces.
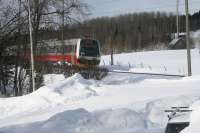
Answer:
xmin=66 ymin=11 xmax=200 ymax=53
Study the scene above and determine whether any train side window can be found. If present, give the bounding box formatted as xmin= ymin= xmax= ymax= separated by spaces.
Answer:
xmin=59 ymin=46 xmax=63 ymax=54
xmin=41 ymin=46 xmax=47 ymax=54
xmin=56 ymin=46 xmax=62 ymax=54
xmin=49 ymin=46 xmax=54 ymax=53
xmin=66 ymin=45 xmax=74 ymax=53
xmin=36 ymin=47 xmax=39 ymax=55
xmin=66 ymin=46 xmax=70 ymax=53
xmin=72 ymin=45 xmax=76 ymax=52
xmin=61 ymin=45 xmax=65 ymax=54
xmin=70 ymin=46 xmax=73 ymax=53
xmin=74 ymin=45 xmax=77 ymax=52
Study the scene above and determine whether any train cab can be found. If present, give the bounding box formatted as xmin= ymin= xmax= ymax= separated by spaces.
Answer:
xmin=77 ymin=39 xmax=101 ymax=66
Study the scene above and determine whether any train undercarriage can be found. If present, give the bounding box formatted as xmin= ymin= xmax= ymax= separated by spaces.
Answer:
xmin=34 ymin=62 xmax=108 ymax=87
xmin=2 ymin=56 xmax=108 ymax=89
xmin=36 ymin=63 xmax=108 ymax=79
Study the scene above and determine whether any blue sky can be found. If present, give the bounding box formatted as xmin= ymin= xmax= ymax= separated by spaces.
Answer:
xmin=84 ymin=0 xmax=200 ymax=18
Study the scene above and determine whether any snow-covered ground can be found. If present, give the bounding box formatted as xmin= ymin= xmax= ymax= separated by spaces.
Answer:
xmin=1 ymin=31 xmax=200 ymax=133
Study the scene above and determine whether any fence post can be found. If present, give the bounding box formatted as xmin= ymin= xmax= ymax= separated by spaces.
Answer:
xmin=128 ymin=62 xmax=131 ymax=68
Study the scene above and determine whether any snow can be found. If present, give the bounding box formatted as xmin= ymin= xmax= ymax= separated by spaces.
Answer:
xmin=169 ymin=38 xmax=182 ymax=46
xmin=0 ymin=108 xmax=147 ymax=133
xmin=191 ymin=30 xmax=200 ymax=49
xmin=180 ymin=101 xmax=200 ymax=133
xmin=101 ymin=49 xmax=200 ymax=76
xmin=1 ymin=33 xmax=200 ymax=132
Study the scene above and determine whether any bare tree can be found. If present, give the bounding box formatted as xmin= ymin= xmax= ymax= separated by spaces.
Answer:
xmin=0 ymin=0 xmax=89 ymax=96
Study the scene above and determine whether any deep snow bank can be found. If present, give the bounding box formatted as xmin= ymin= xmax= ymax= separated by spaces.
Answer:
xmin=0 ymin=74 xmax=98 ymax=119
xmin=0 ymin=108 xmax=157 ymax=133
xmin=34 ymin=73 xmax=98 ymax=102
xmin=2 ymin=94 xmax=197 ymax=133
xmin=1 ymin=49 xmax=200 ymax=133
xmin=181 ymin=100 xmax=200 ymax=133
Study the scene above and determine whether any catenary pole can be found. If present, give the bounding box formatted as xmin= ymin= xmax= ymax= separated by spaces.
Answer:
xmin=61 ymin=0 xmax=65 ymax=63
xmin=27 ymin=0 xmax=36 ymax=91
xmin=176 ymin=0 xmax=179 ymax=38
xmin=185 ymin=0 xmax=192 ymax=76
xmin=110 ymin=36 xmax=113 ymax=65
xmin=62 ymin=0 xmax=64 ymax=42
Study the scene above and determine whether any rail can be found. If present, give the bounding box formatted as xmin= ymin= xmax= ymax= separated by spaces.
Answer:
xmin=108 ymin=70 xmax=185 ymax=77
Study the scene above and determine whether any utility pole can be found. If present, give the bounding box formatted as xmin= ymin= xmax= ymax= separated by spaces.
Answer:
xmin=176 ymin=0 xmax=179 ymax=38
xmin=138 ymin=25 xmax=142 ymax=50
xmin=110 ymin=36 xmax=114 ymax=65
xmin=14 ymin=0 xmax=22 ymax=96
xmin=27 ymin=0 xmax=36 ymax=91
xmin=61 ymin=0 xmax=65 ymax=63
xmin=62 ymin=0 xmax=64 ymax=42
xmin=185 ymin=0 xmax=192 ymax=76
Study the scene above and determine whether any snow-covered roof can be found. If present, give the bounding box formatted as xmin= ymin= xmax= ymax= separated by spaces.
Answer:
xmin=169 ymin=38 xmax=181 ymax=46
xmin=169 ymin=38 xmax=184 ymax=46
xmin=171 ymin=32 xmax=186 ymax=36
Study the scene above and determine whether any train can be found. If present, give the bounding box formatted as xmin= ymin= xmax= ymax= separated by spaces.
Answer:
xmin=34 ymin=38 xmax=101 ymax=67
xmin=2 ymin=38 xmax=106 ymax=80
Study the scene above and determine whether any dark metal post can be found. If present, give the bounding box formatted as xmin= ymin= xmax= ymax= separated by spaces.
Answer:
xmin=185 ymin=0 xmax=192 ymax=76
xmin=110 ymin=36 xmax=113 ymax=65
xmin=176 ymin=0 xmax=179 ymax=38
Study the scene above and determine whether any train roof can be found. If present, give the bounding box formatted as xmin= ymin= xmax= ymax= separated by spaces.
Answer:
xmin=37 ymin=38 xmax=99 ymax=47
xmin=37 ymin=38 xmax=80 ymax=47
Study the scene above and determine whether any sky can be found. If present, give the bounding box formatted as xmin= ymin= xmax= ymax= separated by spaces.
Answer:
xmin=84 ymin=0 xmax=200 ymax=18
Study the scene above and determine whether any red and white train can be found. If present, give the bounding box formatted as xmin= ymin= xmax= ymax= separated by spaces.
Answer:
xmin=35 ymin=38 xmax=101 ymax=67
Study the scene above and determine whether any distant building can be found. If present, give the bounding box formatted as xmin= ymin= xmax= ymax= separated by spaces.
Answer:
xmin=169 ymin=32 xmax=186 ymax=49
xmin=171 ymin=32 xmax=186 ymax=40
xmin=168 ymin=37 xmax=186 ymax=49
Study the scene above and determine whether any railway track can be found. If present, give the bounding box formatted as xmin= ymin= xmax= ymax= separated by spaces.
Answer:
xmin=108 ymin=70 xmax=185 ymax=77
xmin=7 ymin=61 xmax=184 ymax=88
xmin=36 ymin=63 xmax=185 ymax=80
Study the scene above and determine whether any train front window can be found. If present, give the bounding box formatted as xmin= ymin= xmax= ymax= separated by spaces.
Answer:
xmin=80 ymin=39 xmax=100 ymax=57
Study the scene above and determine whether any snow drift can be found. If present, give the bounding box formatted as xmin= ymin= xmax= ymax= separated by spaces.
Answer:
xmin=1 ymin=49 xmax=200 ymax=133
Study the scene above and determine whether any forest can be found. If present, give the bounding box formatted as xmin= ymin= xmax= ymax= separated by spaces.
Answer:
xmin=37 ymin=10 xmax=200 ymax=53
xmin=66 ymin=11 xmax=200 ymax=53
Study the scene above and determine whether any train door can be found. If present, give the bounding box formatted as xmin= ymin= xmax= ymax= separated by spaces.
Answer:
xmin=71 ymin=45 xmax=75 ymax=65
